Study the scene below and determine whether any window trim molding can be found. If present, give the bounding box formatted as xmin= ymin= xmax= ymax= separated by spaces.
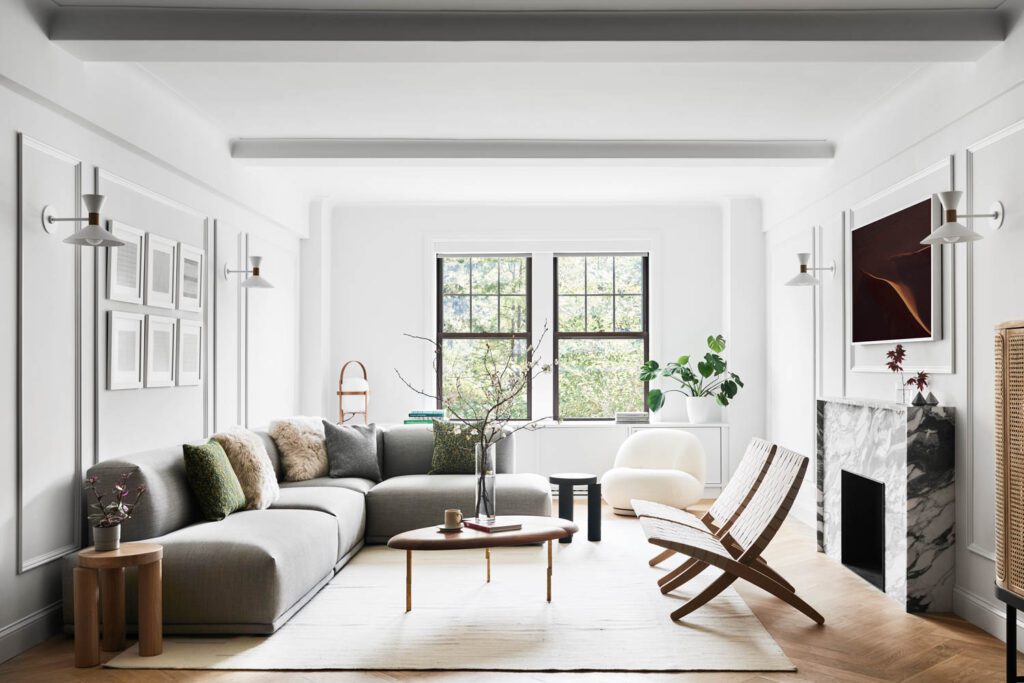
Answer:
xmin=435 ymin=255 xmax=534 ymax=420
xmin=552 ymin=254 xmax=650 ymax=421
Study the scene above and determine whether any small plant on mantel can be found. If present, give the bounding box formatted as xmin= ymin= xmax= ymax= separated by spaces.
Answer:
xmin=886 ymin=344 xmax=908 ymax=404
xmin=906 ymin=371 xmax=930 ymax=406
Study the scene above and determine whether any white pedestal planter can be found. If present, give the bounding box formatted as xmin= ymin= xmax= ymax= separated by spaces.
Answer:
xmin=685 ymin=397 xmax=721 ymax=424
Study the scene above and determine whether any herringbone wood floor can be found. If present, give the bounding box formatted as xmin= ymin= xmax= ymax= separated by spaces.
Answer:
xmin=1 ymin=499 xmax=1018 ymax=682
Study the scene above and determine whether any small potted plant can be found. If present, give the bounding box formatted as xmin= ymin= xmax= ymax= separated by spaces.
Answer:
xmin=85 ymin=472 xmax=146 ymax=552
xmin=639 ymin=334 xmax=744 ymax=424
xmin=906 ymin=371 xmax=931 ymax=406
xmin=886 ymin=344 xmax=908 ymax=404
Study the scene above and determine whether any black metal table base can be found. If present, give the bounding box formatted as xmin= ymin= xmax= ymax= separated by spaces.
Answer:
xmin=994 ymin=583 xmax=1024 ymax=682
xmin=551 ymin=474 xmax=601 ymax=543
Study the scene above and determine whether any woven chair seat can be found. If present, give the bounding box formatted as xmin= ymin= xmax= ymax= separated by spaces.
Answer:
xmin=631 ymin=500 xmax=711 ymax=533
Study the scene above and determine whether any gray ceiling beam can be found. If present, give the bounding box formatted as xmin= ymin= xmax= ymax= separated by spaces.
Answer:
xmin=230 ymin=138 xmax=835 ymax=160
xmin=50 ymin=8 xmax=1005 ymax=43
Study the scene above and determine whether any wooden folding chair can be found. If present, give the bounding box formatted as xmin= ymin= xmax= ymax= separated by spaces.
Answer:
xmin=640 ymin=445 xmax=823 ymax=624
xmin=632 ymin=438 xmax=785 ymax=592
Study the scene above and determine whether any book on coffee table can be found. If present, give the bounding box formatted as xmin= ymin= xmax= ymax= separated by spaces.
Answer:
xmin=463 ymin=518 xmax=523 ymax=533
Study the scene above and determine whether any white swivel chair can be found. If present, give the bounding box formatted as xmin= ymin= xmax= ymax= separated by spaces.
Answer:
xmin=601 ymin=429 xmax=707 ymax=516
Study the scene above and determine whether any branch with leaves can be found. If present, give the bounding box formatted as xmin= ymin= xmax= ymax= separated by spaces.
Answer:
xmin=640 ymin=334 xmax=744 ymax=411
xmin=85 ymin=472 xmax=146 ymax=528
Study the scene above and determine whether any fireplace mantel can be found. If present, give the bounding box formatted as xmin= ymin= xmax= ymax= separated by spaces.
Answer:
xmin=816 ymin=397 xmax=955 ymax=612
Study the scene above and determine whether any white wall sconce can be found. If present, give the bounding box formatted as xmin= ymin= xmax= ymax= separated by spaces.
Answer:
xmin=921 ymin=190 xmax=1005 ymax=245
xmin=224 ymin=255 xmax=274 ymax=289
xmin=785 ymin=252 xmax=836 ymax=287
xmin=42 ymin=193 xmax=125 ymax=247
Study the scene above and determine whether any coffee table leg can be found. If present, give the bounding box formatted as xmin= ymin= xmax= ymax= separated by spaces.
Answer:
xmin=100 ymin=567 xmax=126 ymax=652
xmin=138 ymin=559 xmax=162 ymax=657
xmin=74 ymin=567 xmax=99 ymax=667
xmin=406 ymin=550 xmax=412 ymax=612
xmin=547 ymin=540 xmax=553 ymax=603
xmin=558 ymin=483 xmax=574 ymax=543
xmin=588 ymin=482 xmax=602 ymax=542
xmin=486 ymin=547 xmax=491 ymax=583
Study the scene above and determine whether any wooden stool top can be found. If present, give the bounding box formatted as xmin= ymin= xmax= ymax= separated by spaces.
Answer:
xmin=79 ymin=542 xmax=163 ymax=569
xmin=549 ymin=472 xmax=598 ymax=485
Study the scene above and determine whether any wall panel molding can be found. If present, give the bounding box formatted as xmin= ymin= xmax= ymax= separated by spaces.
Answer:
xmin=16 ymin=134 xmax=83 ymax=574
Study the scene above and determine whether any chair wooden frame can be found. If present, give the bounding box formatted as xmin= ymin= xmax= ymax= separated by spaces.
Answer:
xmin=633 ymin=438 xmax=787 ymax=593
xmin=640 ymin=446 xmax=824 ymax=624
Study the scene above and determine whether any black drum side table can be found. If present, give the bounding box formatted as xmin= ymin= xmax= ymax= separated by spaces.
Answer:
xmin=995 ymin=583 xmax=1024 ymax=682
xmin=549 ymin=473 xmax=601 ymax=543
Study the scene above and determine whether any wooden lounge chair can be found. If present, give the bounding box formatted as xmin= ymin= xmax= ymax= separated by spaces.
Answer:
xmin=632 ymin=438 xmax=785 ymax=592
xmin=640 ymin=445 xmax=823 ymax=624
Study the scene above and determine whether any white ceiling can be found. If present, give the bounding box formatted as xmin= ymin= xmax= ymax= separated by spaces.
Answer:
xmin=141 ymin=61 xmax=923 ymax=140
xmin=53 ymin=0 xmax=1006 ymax=9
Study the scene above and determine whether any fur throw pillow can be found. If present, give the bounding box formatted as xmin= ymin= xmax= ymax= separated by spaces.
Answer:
xmin=269 ymin=416 xmax=329 ymax=482
xmin=212 ymin=428 xmax=280 ymax=510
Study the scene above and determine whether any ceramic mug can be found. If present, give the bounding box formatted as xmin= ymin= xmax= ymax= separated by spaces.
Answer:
xmin=444 ymin=509 xmax=463 ymax=529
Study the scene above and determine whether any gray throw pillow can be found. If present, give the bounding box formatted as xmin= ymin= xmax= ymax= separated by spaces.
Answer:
xmin=323 ymin=421 xmax=382 ymax=482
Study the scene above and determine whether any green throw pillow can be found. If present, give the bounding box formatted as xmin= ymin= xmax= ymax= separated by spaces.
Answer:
xmin=429 ymin=420 xmax=477 ymax=474
xmin=183 ymin=440 xmax=247 ymax=521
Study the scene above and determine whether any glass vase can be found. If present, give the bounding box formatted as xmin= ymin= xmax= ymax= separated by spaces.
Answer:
xmin=475 ymin=443 xmax=497 ymax=522
xmin=894 ymin=374 xmax=907 ymax=404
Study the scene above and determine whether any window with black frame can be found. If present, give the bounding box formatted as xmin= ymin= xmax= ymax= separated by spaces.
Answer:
xmin=436 ymin=255 xmax=532 ymax=420
xmin=553 ymin=254 xmax=648 ymax=420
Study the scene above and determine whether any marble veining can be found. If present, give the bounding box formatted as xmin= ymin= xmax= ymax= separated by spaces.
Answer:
xmin=817 ymin=398 xmax=955 ymax=613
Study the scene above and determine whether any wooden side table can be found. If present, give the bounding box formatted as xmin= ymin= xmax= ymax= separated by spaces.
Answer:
xmin=74 ymin=542 xmax=163 ymax=668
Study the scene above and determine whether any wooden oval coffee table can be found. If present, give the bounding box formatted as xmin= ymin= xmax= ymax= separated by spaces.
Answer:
xmin=387 ymin=516 xmax=578 ymax=612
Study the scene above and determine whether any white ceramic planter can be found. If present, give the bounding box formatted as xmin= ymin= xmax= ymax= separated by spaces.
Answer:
xmin=685 ymin=397 xmax=721 ymax=424
xmin=653 ymin=397 xmax=689 ymax=423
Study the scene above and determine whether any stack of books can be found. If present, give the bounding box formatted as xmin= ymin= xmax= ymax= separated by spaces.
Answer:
xmin=403 ymin=409 xmax=445 ymax=425
xmin=463 ymin=517 xmax=523 ymax=533
xmin=615 ymin=411 xmax=650 ymax=425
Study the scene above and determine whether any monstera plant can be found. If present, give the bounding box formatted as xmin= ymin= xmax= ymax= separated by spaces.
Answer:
xmin=639 ymin=334 xmax=743 ymax=423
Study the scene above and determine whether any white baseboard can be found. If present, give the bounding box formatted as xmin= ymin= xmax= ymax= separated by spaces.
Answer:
xmin=0 ymin=601 xmax=62 ymax=665
xmin=954 ymin=585 xmax=1024 ymax=652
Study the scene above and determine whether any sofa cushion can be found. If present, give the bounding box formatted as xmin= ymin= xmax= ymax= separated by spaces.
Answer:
xmin=212 ymin=428 xmax=280 ymax=510
xmin=271 ymin=487 xmax=366 ymax=562
xmin=279 ymin=476 xmax=375 ymax=495
xmin=182 ymin=440 xmax=247 ymax=521
xmin=382 ymin=425 xmax=517 ymax=478
xmin=323 ymin=421 xmax=382 ymax=482
xmin=270 ymin=417 xmax=328 ymax=482
xmin=428 ymin=420 xmax=477 ymax=474
xmin=63 ymin=508 xmax=338 ymax=633
xmin=365 ymin=473 xmax=552 ymax=543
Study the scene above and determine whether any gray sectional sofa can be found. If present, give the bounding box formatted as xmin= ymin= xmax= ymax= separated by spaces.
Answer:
xmin=62 ymin=424 xmax=551 ymax=634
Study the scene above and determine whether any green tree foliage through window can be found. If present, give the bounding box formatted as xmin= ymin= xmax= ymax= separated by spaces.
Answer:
xmin=438 ymin=256 xmax=531 ymax=420
xmin=554 ymin=254 xmax=648 ymax=419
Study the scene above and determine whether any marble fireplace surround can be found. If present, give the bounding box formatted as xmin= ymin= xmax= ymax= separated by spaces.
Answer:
xmin=816 ymin=397 xmax=955 ymax=613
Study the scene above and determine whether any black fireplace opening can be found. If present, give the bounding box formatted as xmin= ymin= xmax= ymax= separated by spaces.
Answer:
xmin=841 ymin=470 xmax=886 ymax=592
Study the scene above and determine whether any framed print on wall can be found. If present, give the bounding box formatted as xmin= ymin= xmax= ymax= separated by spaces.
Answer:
xmin=850 ymin=196 xmax=942 ymax=345
xmin=145 ymin=315 xmax=176 ymax=388
xmin=106 ymin=221 xmax=145 ymax=304
xmin=107 ymin=311 xmax=144 ymax=390
xmin=176 ymin=320 xmax=203 ymax=386
xmin=177 ymin=243 xmax=204 ymax=312
xmin=145 ymin=234 xmax=177 ymax=309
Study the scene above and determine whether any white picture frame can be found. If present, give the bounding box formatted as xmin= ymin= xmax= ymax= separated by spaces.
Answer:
xmin=107 ymin=311 xmax=144 ymax=390
xmin=145 ymin=234 xmax=177 ymax=309
xmin=176 ymin=320 xmax=203 ymax=386
xmin=106 ymin=221 xmax=145 ymax=304
xmin=144 ymin=315 xmax=176 ymax=388
xmin=177 ymin=243 xmax=204 ymax=312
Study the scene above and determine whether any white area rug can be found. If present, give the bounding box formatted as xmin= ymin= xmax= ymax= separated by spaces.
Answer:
xmin=106 ymin=514 xmax=794 ymax=672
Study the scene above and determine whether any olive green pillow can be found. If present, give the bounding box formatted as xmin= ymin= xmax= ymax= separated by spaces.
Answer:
xmin=183 ymin=440 xmax=247 ymax=521
xmin=428 ymin=420 xmax=478 ymax=475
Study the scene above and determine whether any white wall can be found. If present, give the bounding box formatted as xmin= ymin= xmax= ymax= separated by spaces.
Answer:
xmin=317 ymin=201 xmax=764 ymax=480
xmin=763 ymin=0 xmax=1024 ymax=645
xmin=0 ymin=1 xmax=303 ymax=663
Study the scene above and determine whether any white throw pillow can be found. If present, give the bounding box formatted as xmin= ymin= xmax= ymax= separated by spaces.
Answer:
xmin=212 ymin=428 xmax=280 ymax=510
xmin=269 ymin=416 xmax=329 ymax=482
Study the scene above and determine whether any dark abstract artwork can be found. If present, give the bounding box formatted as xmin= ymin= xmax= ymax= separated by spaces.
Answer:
xmin=852 ymin=199 xmax=936 ymax=344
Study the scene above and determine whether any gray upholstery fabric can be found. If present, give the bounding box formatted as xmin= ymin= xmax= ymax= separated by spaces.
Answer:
xmin=272 ymin=487 xmax=366 ymax=561
xmin=381 ymin=425 xmax=515 ymax=478
xmin=63 ymin=509 xmax=337 ymax=633
xmin=83 ymin=445 xmax=202 ymax=541
xmin=253 ymin=429 xmax=283 ymax=480
xmin=323 ymin=421 xmax=382 ymax=482
xmin=279 ymin=476 xmax=376 ymax=494
xmin=365 ymin=473 xmax=551 ymax=543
